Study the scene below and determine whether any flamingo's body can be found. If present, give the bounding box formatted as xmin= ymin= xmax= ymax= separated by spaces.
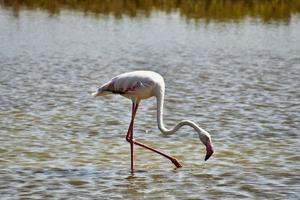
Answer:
xmin=92 ymin=71 xmax=214 ymax=173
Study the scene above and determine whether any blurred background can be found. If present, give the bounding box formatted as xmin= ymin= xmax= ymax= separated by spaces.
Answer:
xmin=0 ymin=0 xmax=300 ymax=199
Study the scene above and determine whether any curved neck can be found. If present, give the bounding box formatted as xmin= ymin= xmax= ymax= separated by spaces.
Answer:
xmin=156 ymin=89 xmax=211 ymax=139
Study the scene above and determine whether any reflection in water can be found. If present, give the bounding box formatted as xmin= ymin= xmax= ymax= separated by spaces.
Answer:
xmin=1 ymin=0 xmax=300 ymax=22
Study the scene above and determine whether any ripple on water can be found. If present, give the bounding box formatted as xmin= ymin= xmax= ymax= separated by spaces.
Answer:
xmin=1 ymin=6 xmax=300 ymax=200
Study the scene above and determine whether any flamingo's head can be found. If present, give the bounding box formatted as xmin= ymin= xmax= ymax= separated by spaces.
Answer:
xmin=199 ymin=131 xmax=214 ymax=161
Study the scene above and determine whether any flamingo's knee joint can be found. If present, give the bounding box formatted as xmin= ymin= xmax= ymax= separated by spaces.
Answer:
xmin=126 ymin=136 xmax=134 ymax=143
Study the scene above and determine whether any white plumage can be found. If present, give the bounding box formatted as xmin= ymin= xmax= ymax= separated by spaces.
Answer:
xmin=93 ymin=71 xmax=162 ymax=101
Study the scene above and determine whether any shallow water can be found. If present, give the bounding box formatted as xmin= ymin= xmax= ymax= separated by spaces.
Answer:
xmin=1 ymin=2 xmax=300 ymax=199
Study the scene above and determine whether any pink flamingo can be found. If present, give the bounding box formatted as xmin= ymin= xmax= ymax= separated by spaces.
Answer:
xmin=92 ymin=71 xmax=214 ymax=173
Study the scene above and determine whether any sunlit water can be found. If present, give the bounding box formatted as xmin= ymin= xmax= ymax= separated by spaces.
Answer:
xmin=1 ymin=7 xmax=300 ymax=199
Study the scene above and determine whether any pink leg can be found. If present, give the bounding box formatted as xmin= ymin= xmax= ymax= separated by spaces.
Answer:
xmin=126 ymin=103 xmax=182 ymax=170
xmin=132 ymin=140 xmax=182 ymax=168
xmin=126 ymin=103 xmax=135 ymax=173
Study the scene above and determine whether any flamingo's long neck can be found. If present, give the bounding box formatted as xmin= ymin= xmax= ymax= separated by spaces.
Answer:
xmin=155 ymin=87 xmax=211 ymax=140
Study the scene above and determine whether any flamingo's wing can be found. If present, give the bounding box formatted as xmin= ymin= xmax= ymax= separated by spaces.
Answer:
xmin=123 ymin=80 xmax=153 ymax=93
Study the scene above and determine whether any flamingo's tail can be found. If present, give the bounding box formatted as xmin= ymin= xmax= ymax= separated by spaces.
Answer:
xmin=92 ymin=81 xmax=113 ymax=97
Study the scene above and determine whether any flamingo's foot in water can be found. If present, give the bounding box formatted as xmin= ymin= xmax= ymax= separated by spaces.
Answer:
xmin=171 ymin=158 xmax=182 ymax=168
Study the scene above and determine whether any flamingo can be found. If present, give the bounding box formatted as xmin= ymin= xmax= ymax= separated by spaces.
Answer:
xmin=92 ymin=71 xmax=214 ymax=173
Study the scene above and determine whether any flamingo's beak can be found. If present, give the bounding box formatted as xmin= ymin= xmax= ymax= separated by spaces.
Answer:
xmin=205 ymin=141 xmax=214 ymax=161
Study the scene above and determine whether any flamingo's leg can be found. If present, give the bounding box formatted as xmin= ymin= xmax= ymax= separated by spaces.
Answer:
xmin=126 ymin=103 xmax=139 ymax=173
xmin=132 ymin=139 xmax=182 ymax=168
xmin=126 ymin=103 xmax=182 ymax=168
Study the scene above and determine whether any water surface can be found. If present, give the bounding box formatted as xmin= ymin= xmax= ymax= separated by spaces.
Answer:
xmin=0 ymin=1 xmax=300 ymax=199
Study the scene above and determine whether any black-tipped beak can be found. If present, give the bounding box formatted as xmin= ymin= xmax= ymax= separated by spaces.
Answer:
xmin=204 ymin=144 xmax=214 ymax=161
xmin=205 ymin=151 xmax=213 ymax=161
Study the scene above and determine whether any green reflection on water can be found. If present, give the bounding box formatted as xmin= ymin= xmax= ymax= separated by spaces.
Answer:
xmin=1 ymin=0 xmax=300 ymax=22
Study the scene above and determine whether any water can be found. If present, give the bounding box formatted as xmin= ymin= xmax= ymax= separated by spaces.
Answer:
xmin=1 ymin=1 xmax=300 ymax=199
